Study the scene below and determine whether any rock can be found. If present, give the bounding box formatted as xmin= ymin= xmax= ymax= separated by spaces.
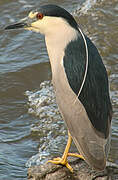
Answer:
xmin=26 ymin=81 xmax=118 ymax=179
xmin=28 ymin=157 xmax=118 ymax=180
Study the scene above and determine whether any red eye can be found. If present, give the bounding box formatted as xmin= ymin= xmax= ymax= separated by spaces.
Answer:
xmin=36 ymin=13 xmax=44 ymax=20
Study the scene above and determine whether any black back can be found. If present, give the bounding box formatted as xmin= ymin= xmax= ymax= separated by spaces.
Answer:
xmin=63 ymin=32 xmax=112 ymax=138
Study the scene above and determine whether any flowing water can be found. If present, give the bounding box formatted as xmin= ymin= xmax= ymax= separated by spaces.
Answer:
xmin=0 ymin=0 xmax=118 ymax=179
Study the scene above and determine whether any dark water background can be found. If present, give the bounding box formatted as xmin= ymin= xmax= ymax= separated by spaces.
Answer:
xmin=0 ymin=0 xmax=118 ymax=179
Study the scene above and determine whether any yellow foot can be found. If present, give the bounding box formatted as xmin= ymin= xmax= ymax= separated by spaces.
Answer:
xmin=67 ymin=153 xmax=85 ymax=160
xmin=48 ymin=157 xmax=73 ymax=172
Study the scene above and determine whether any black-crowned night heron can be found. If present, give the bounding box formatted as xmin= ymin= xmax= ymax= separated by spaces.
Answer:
xmin=5 ymin=4 xmax=112 ymax=172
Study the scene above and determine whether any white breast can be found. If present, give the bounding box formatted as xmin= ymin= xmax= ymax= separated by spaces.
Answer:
xmin=45 ymin=18 xmax=78 ymax=75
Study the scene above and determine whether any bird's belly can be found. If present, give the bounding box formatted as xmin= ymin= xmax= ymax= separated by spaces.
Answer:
xmin=52 ymin=63 xmax=108 ymax=170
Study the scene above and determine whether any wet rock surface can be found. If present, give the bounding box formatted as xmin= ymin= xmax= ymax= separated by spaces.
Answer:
xmin=28 ymin=157 xmax=118 ymax=180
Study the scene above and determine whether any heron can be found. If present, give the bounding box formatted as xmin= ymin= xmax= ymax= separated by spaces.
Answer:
xmin=5 ymin=4 xmax=112 ymax=172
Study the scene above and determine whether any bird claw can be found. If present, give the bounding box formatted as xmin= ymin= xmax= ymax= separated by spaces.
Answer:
xmin=47 ymin=157 xmax=73 ymax=172
xmin=47 ymin=153 xmax=84 ymax=172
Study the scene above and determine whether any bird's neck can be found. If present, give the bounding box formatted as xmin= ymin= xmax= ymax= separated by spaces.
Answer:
xmin=45 ymin=26 xmax=78 ymax=74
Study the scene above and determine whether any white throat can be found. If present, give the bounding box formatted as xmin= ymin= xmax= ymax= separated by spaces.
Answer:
xmin=44 ymin=17 xmax=78 ymax=73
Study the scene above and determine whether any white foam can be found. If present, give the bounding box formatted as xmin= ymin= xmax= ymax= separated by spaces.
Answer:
xmin=25 ymin=81 xmax=59 ymax=119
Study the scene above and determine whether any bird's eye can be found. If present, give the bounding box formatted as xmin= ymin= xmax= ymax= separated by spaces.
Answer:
xmin=36 ymin=13 xmax=44 ymax=20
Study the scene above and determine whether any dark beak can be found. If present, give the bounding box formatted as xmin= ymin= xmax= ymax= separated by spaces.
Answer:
xmin=5 ymin=22 xmax=27 ymax=30
xmin=5 ymin=17 xmax=30 ymax=30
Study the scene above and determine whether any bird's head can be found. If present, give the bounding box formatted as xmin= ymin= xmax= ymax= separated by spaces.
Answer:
xmin=5 ymin=4 xmax=78 ymax=37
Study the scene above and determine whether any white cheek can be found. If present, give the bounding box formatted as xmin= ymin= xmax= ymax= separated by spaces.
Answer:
xmin=30 ymin=16 xmax=67 ymax=35
xmin=31 ymin=20 xmax=47 ymax=34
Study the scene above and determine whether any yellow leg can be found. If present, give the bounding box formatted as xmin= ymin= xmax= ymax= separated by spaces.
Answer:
xmin=47 ymin=131 xmax=73 ymax=172
xmin=67 ymin=153 xmax=85 ymax=160
xmin=47 ymin=131 xmax=85 ymax=172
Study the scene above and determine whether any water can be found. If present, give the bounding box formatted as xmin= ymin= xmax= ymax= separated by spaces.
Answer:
xmin=0 ymin=0 xmax=118 ymax=179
